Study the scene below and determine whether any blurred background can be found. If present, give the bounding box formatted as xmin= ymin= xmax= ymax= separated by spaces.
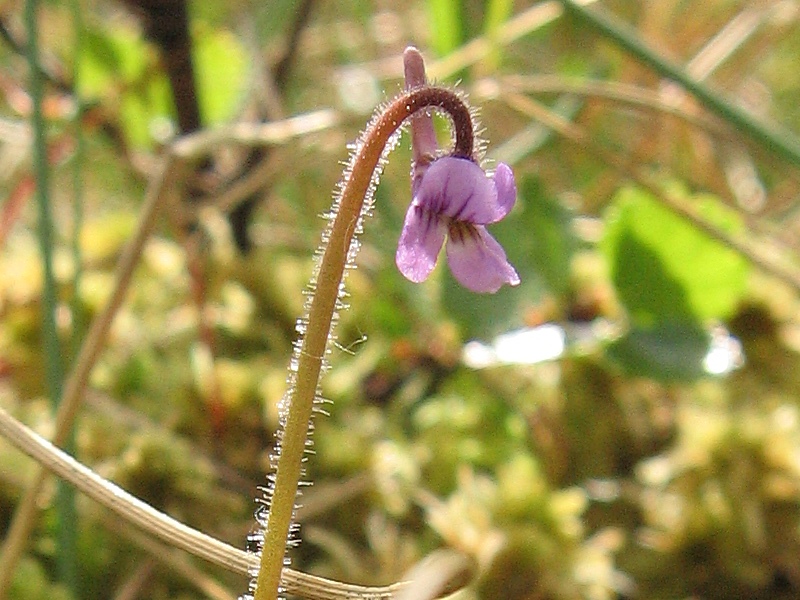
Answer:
xmin=2 ymin=0 xmax=800 ymax=598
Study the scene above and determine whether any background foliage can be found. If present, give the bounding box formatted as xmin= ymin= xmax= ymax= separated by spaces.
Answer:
xmin=2 ymin=0 xmax=800 ymax=598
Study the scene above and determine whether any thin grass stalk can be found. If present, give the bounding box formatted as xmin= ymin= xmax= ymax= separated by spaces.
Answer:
xmin=559 ymin=0 xmax=800 ymax=168
xmin=69 ymin=0 xmax=86 ymax=361
xmin=53 ymin=0 xmax=88 ymax=588
xmin=0 ymin=108 xmax=333 ymax=596
xmin=23 ymin=0 xmax=77 ymax=592
xmin=0 ymin=155 xmax=178 ymax=599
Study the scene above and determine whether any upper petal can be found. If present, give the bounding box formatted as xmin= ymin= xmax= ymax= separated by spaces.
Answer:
xmin=416 ymin=157 xmax=514 ymax=225
xmin=445 ymin=225 xmax=520 ymax=293
xmin=396 ymin=204 xmax=447 ymax=283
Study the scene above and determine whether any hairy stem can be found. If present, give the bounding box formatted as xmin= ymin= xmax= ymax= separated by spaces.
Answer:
xmin=254 ymin=85 xmax=474 ymax=600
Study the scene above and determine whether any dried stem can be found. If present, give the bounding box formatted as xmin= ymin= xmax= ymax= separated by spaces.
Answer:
xmin=558 ymin=0 xmax=800 ymax=167
xmin=253 ymin=85 xmax=475 ymax=600
xmin=0 ymin=106 xmax=341 ymax=597
xmin=0 ymin=405 xmax=422 ymax=599
xmin=0 ymin=69 xmax=477 ymax=600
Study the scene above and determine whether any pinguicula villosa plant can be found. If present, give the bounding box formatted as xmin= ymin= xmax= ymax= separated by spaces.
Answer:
xmin=249 ymin=47 xmax=519 ymax=600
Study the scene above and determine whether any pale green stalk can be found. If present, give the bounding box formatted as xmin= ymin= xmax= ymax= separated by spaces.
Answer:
xmin=23 ymin=0 xmax=77 ymax=591
xmin=559 ymin=0 xmax=800 ymax=167
xmin=253 ymin=86 xmax=475 ymax=600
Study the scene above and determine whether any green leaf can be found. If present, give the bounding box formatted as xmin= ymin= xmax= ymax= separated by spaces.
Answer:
xmin=78 ymin=23 xmax=246 ymax=147
xmin=427 ymin=0 xmax=463 ymax=57
xmin=517 ymin=177 xmax=577 ymax=296
xmin=78 ymin=26 xmax=149 ymax=100
xmin=606 ymin=320 xmax=710 ymax=382
xmin=602 ymin=185 xmax=749 ymax=324
xmin=115 ymin=76 xmax=170 ymax=148
xmin=78 ymin=24 xmax=173 ymax=148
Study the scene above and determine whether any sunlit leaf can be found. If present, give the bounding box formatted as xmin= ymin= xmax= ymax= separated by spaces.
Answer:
xmin=78 ymin=26 xmax=148 ymax=99
xmin=78 ymin=24 xmax=172 ymax=147
xmin=119 ymin=75 xmax=173 ymax=148
xmin=602 ymin=185 xmax=749 ymax=324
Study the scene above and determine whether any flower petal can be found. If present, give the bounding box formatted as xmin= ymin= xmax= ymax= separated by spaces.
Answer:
xmin=416 ymin=157 xmax=512 ymax=225
xmin=492 ymin=163 xmax=517 ymax=221
xmin=396 ymin=204 xmax=447 ymax=283
xmin=445 ymin=225 xmax=520 ymax=293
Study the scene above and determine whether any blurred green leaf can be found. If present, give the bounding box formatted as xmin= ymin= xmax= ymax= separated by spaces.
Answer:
xmin=118 ymin=74 xmax=173 ymax=148
xmin=517 ymin=177 xmax=577 ymax=296
xmin=602 ymin=186 xmax=749 ymax=325
xmin=79 ymin=22 xmax=246 ymax=147
xmin=607 ymin=320 xmax=710 ymax=382
xmin=78 ymin=26 xmax=148 ymax=99
xmin=11 ymin=558 xmax=74 ymax=600
xmin=78 ymin=24 xmax=172 ymax=147
xmin=427 ymin=0 xmax=463 ymax=57
xmin=193 ymin=25 xmax=248 ymax=125
xmin=483 ymin=0 xmax=513 ymax=69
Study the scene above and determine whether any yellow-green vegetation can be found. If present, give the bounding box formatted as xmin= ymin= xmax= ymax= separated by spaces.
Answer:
xmin=1 ymin=0 xmax=800 ymax=598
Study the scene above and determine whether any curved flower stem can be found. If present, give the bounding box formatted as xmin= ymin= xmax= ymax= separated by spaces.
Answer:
xmin=254 ymin=86 xmax=475 ymax=600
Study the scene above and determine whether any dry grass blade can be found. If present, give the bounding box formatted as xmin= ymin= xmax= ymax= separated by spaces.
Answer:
xmin=427 ymin=0 xmax=600 ymax=80
xmin=0 ymin=105 xmax=340 ymax=595
xmin=496 ymin=75 xmax=732 ymax=139
xmin=112 ymin=560 xmax=157 ymax=600
xmin=0 ymin=154 xmax=182 ymax=599
xmin=104 ymin=518 xmax=238 ymax=600
xmin=0 ymin=406 xmax=467 ymax=599
xmin=170 ymin=109 xmax=339 ymax=160
xmin=393 ymin=550 xmax=474 ymax=600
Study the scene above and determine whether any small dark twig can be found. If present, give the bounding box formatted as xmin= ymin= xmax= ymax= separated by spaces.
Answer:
xmin=273 ymin=0 xmax=316 ymax=91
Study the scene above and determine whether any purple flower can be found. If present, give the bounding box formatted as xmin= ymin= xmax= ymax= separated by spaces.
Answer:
xmin=396 ymin=47 xmax=520 ymax=294
xmin=395 ymin=156 xmax=520 ymax=293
